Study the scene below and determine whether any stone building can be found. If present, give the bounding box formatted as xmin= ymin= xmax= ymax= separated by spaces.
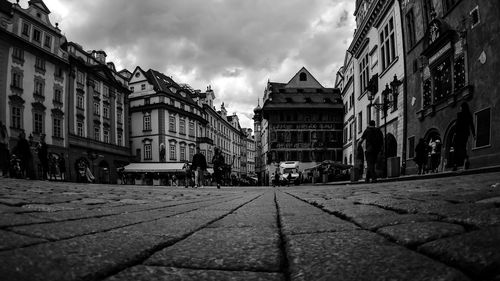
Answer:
xmin=0 ymin=0 xmax=69 ymax=179
xmin=66 ymin=42 xmax=130 ymax=183
xmin=401 ymin=0 xmax=500 ymax=172
xmin=255 ymin=67 xmax=344 ymax=185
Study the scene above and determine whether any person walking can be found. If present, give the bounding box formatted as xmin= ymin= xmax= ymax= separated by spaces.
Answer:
xmin=183 ymin=163 xmax=192 ymax=188
xmin=359 ymin=120 xmax=384 ymax=183
xmin=414 ymin=138 xmax=427 ymax=175
xmin=287 ymin=172 xmax=292 ymax=186
xmin=355 ymin=143 xmax=365 ymax=181
xmin=212 ymin=147 xmax=225 ymax=189
xmin=37 ymin=134 xmax=49 ymax=180
xmin=273 ymin=170 xmax=280 ymax=187
xmin=58 ymin=153 xmax=66 ymax=181
xmin=453 ymin=102 xmax=475 ymax=171
xmin=191 ymin=146 xmax=207 ymax=188
xmin=12 ymin=132 xmax=32 ymax=179
xmin=0 ymin=121 xmax=9 ymax=177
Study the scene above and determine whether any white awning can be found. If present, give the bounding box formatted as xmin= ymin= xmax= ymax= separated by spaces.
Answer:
xmin=123 ymin=162 xmax=186 ymax=173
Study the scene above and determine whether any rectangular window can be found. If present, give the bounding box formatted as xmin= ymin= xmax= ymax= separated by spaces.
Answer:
xmin=77 ymin=121 xmax=84 ymax=136
xmin=93 ymin=102 xmax=100 ymax=115
xmin=22 ymin=23 xmax=30 ymax=36
xmin=12 ymin=48 xmax=24 ymax=60
xmin=358 ymin=112 xmax=363 ymax=133
xmin=12 ymin=107 xmax=22 ymax=129
xmin=44 ymin=35 xmax=52 ymax=48
xmin=406 ymin=10 xmax=416 ymax=48
xmin=54 ymin=89 xmax=62 ymax=103
xmin=189 ymin=121 xmax=195 ymax=136
xmin=34 ymin=113 xmax=43 ymax=134
xmin=117 ymin=134 xmax=122 ymax=146
xmin=53 ymin=118 xmax=62 ymax=138
xmin=12 ymin=72 xmax=22 ymax=88
xmin=359 ymin=53 xmax=369 ymax=93
xmin=33 ymin=29 xmax=41 ymax=43
xmin=144 ymin=144 xmax=152 ymax=160
xmin=189 ymin=147 xmax=194 ymax=161
xmin=103 ymin=86 xmax=109 ymax=97
xmin=475 ymin=108 xmax=490 ymax=148
xmin=34 ymin=81 xmax=44 ymax=96
xmin=143 ymin=114 xmax=151 ymax=131
xmin=169 ymin=144 xmax=176 ymax=160
xmin=55 ymin=66 xmax=63 ymax=78
xmin=77 ymin=95 xmax=84 ymax=109
xmin=141 ymin=84 xmax=146 ymax=90
xmin=103 ymin=106 xmax=109 ymax=119
xmin=117 ymin=111 xmax=122 ymax=123
xmin=77 ymin=71 xmax=85 ymax=85
xmin=432 ymin=58 xmax=452 ymax=102
xmin=179 ymin=118 xmax=186 ymax=135
xmin=35 ymin=57 xmax=45 ymax=70
xmin=169 ymin=115 xmax=176 ymax=132
xmin=180 ymin=146 xmax=186 ymax=161
xmin=94 ymin=127 xmax=100 ymax=141
xmin=380 ymin=17 xmax=396 ymax=70
xmin=103 ymin=130 xmax=109 ymax=143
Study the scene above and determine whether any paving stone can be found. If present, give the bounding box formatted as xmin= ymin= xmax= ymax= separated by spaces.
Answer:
xmin=444 ymin=207 xmax=500 ymax=228
xmin=286 ymin=230 xmax=469 ymax=281
xmin=377 ymin=221 xmax=465 ymax=246
xmin=280 ymin=212 xmax=358 ymax=235
xmin=0 ymin=213 xmax=53 ymax=227
xmin=105 ymin=265 xmax=285 ymax=281
xmin=419 ymin=226 xmax=500 ymax=279
xmin=0 ymin=204 xmax=29 ymax=213
xmin=476 ymin=196 xmax=500 ymax=204
xmin=0 ymin=229 xmax=47 ymax=250
xmin=146 ymin=227 xmax=282 ymax=272
xmin=0 ymin=231 xmax=174 ymax=281
xmin=352 ymin=213 xmax=438 ymax=230
xmin=208 ymin=211 xmax=277 ymax=228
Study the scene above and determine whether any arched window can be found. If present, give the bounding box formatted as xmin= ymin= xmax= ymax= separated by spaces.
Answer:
xmin=299 ymin=72 xmax=307 ymax=81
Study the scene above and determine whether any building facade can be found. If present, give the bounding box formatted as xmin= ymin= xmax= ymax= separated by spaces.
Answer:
xmin=255 ymin=67 xmax=344 ymax=185
xmin=0 ymin=0 xmax=69 ymax=179
xmin=66 ymin=43 xmax=130 ymax=183
xmin=401 ymin=0 xmax=500 ymax=172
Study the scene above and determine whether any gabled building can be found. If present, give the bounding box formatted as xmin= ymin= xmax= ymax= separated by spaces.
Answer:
xmin=0 ymin=0 xmax=69 ymax=179
xmin=66 ymin=42 xmax=130 ymax=183
xmin=256 ymin=67 xmax=343 ymax=185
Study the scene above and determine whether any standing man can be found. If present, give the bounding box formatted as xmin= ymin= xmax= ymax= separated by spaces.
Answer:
xmin=212 ymin=147 xmax=225 ymax=189
xmin=0 ymin=121 xmax=9 ymax=177
xmin=37 ymin=134 xmax=49 ymax=180
xmin=191 ymin=146 xmax=207 ymax=188
xmin=453 ymin=102 xmax=475 ymax=170
xmin=13 ymin=132 xmax=32 ymax=179
xmin=359 ymin=120 xmax=383 ymax=183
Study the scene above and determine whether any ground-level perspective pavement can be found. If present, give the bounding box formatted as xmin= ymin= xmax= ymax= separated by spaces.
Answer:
xmin=0 ymin=172 xmax=499 ymax=281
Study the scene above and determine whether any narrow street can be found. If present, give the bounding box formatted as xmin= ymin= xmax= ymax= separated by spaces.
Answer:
xmin=0 ymin=172 xmax=499 ymax=280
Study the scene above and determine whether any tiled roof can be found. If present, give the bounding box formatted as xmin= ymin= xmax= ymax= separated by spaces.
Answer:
xmin=145 ymin=69 xmax=197 ymax=105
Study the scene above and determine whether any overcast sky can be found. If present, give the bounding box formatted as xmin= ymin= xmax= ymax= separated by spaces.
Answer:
xmin=17 ymin=0 xmax=355 ymax=129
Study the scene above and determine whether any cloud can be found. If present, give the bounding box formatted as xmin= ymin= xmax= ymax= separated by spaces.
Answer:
xmin=26 ymin=0 xmax=355 ymax=129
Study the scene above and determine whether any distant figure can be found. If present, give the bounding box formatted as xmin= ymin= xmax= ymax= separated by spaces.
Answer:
xmin=48 ymin=154 xmax=58 ymax=180
xmin=212 ymin=147 xmax=225 ymax=189
xmin=13 ymin=132 xmax=31 ymax=179
xmin=359 ymin=120 xmax=384 ymax=183
xmin=355 ymin=143 xmax=365 ymax=181
xmin=183 ymin=163 xmax=192 ymax=188
xmin=58 ymin=153 xmax=66 ymax=181
xmin=37 ymin=134 xmax=49 ymax=180
xmin=191 ymin=146 xmax=207 ymax=188
xmin=428 ymin=138 xmax=442 ymax=173
xmin=172 ymin=175 xmax=178 ymax=187
xmin=453 ymin=102 xmax=475 ymax=170
xmin=0 ymin=121 xmax=9 ymax=177
xmin=414 ymin=138 xmax=427 ymax=175
xmin=287 ymin=172 xmax=292 ymax=186
xmin=273 ymin=170 xmax=280 ymax=187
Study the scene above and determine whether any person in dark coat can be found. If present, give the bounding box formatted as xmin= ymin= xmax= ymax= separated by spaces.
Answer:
xmin=453 ymin=102 xmax=475 ymax=170
xmin=212 ymin=147 xmax=225 ymax=189
xmin=191 ymin=146 xmax=207 ymax=188
xmin=355 ymin=142 xmax=365 ymax=181
xmin=12 ymin=131 xmax=32 ymax=179
xmin=58 ymin=153 xmax=66 ymax=181
xmin=0 ymin=121 xmax=9 ymax=177
xmin=37 ymin=134 xmax=49 ymax=180
xmin=414 ymin=138 xmax=427 ymax=175
xmin=359 ymin=120 xmax=384 ymax=183
xmin=273 ymin=170 xmax=280 ymax=187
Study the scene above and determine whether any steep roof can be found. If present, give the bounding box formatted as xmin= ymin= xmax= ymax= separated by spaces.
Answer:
xmin=285 ymin=67 xmax=324 ymax=89
xmin=145 ymin=69 xmax=198 ymax=105
xmin=28 ymin=0 xmax=50 ymax=14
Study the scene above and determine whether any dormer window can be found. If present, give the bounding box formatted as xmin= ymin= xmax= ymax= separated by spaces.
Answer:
xmin=44 ymin=35 xmax=52 ymax=48
xmin=299 ymin=72 xmax=307 ymax=81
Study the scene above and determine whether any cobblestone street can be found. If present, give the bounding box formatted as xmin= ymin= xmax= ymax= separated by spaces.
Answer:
xmin=0 ymin=172 xmax=499 ymax=281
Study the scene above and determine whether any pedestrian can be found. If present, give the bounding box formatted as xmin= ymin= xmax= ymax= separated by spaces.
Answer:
xmin=453 ymin=102 xmax=475 ymax=171
xmin=58 ymin=153 xmax=66 ymax=181
xmin=212 ymin=147 xmax=225 ymax=189
xmin=36 ymin=134 xmax=49 ymax=180
xmin=172 ymin=174 xmax=178 ymax=186
xmin=274 ymin=170 xmax=280 ymax=187
xmin=183 ymin=163 xmax=191 ymax=188
xmin=414 ymin=138 xmax=427 ymax=175
xmin=48 ymin=154 xmax=58 ymax=180
xmin=0 ymin=121 xmax=9 ymax=177
xmin=428 ymin=138 xmax=442 ymax=173
xmin=191 ymin=146 xmax=207 ymax=188
xmin=355 ymin=143 xmax=364 ymax=181
xmin=12 ymin=131 xmax=32 ymax=179
xmin=287 ymin=172 xmax=292 ymax=186
xmin=359 ymin=120 xmax=384 ymax=183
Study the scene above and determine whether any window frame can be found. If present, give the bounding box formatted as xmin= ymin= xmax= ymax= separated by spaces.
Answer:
xmin=53 ymin=117 xmax=62 ymax=138
xmin=144 ymin=143 xmax=152 ymax=160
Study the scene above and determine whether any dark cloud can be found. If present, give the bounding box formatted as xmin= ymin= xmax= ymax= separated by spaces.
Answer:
xmin=35 ymin=0 xmax=355 ymax=129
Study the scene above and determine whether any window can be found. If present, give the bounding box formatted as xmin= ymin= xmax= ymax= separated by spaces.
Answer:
xmin=54 ymin=89 xmax=62 ymax=103
xmin=77 ymin=121 xmax=84 ymax=136
xmin=103 ymin=86 xmax=109 ymax=98
xmin=34 ymin=113 xmax=43 ymax=134
xmin=55 ymin=66 xmax=63 ymax=78
xmin=34 ymin=80 xmax=44 ymax=96
xmin=103 ymin=106 xmax=109 ymax=119
xmin=432 ymin=58 xmax=452 ymax=102
xmin=12 ymin=72 xmax=23 ymax=88
xmin=117 ymin=134 xmax=122 ymax=146
xmin=179 ymin=118 xmax=186 ymax=134
xmin=358 ymin=112 xmax=363 ymax=133
xmin=77 ymin=95 xmax=84 ymax=109
xmin=169 ymin=144 xmax=176 ymax=160
xmin=129 ymin=86 xmax=134 ymax=92
xmin=169 ymin=114 xmax=176 ymax=132
xmin=144 ymin=143 xmax=152 ymax=160
xmin=22 ymin=23 xmax=30 ymax=36
xmin=189 ymin=121 xmax=195 ymax=136
xmin=35 ymin=57 xmax=45 ymax=71
xmin=189 ymin=147 xmax=194 ymax=161
xmin=44 ymin=35 xmax=52 ymax=48
xmin=117 ymin=111 xmax=122 ymax=123
xmin=103 ymin=130 xmax=109 ymax=143
xmin=380 ymin=17 xmax=396 ymax=71
xmin=144 ymin=98 xmax=150 ymax=105
xmin=143 ymin=113 xmax=151 ymax=131
xmin=77 ymin=71 xmax=85 ymax=85
xmin=180 ymin=146 xmax=186 ymax=161
xmin=33 ymin=29 xmax=41 ymax=43
xmin=299 ymin=72 xmax=307 ymax=81
xmin=94 ymin=127 xmax=100 ymax=141
xmin=475 ymin=108 xmax=490 ymax=147
xmin=406 ymin=10 xmax=416 ymax=48
xmin=408 ymin=136 xmax=415 ymax=159
xmin=141 ymin=84 xmax=146 ymax=90
xmin=93 ymin=102 xmax=100 ymax=115
xmin=12 ymin=48 xmax=24 ymax=60
xmin=11 ymin=107 xmax=22 ymax=129
xmin=53 ymin=118 xmax=62 ymax=138
xmin=470 ymin=6 xmax=480 ymax=28
xmin=359 ymin=53 xmax=369 ymax=93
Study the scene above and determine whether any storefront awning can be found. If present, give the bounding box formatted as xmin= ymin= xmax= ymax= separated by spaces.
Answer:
xmin=123 ymin=162 xmax=186 ymax=173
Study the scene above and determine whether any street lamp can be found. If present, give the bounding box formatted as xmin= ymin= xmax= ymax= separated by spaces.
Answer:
xmin=367 ymin=74 xmax=401 ymax=177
